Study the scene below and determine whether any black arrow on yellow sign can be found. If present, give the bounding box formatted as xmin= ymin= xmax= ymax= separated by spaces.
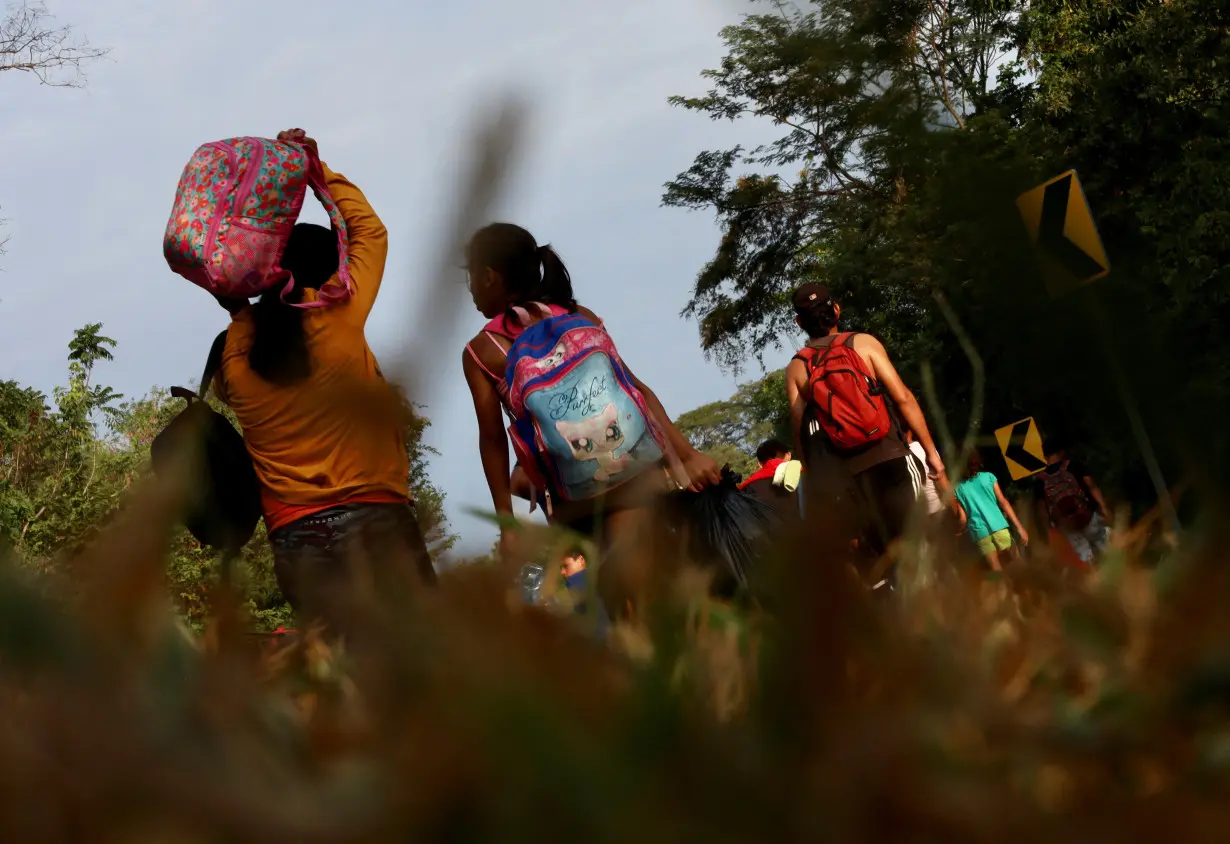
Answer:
xmin=1003 ymin=420 xmax=1046 ymax=476
xmin=994 ymin=416 xmax=1047 ymax=481
xmin=1039 ymin=175 xmax=1106 ymax=281
xmin=1017 ymin=170 xmax=1110 ymax=297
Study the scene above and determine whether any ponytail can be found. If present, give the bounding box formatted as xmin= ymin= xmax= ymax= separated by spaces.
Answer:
xmin=248 ymin=289 xmax=310 ymax=386
xmin=797 ymin=297 xmax=839 ymax=338
xmin=536 ymin=244 xmax=577 ymax=313
xmin=467 ymin=223 xmax=579 ymax=325
xmin=246 ymin=222 xmax=336 ymax=386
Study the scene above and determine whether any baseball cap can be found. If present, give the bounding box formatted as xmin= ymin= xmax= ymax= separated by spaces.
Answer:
xmin=791 ymin=282 xmax=833 ymax=314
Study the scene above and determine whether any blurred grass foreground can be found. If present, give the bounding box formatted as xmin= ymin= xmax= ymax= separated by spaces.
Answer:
xmin=4 ymin=447 xmax=1230 ymax=841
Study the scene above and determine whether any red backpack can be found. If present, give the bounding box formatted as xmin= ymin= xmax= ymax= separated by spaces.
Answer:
xmin=793 ymin=333 xmax=892 ymax=451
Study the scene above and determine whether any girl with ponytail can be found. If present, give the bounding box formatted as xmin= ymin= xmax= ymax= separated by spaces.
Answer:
xmin=462 ymin=223 xmax=720 ymax=616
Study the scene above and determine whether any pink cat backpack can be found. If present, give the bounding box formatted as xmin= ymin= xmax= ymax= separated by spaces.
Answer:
xmin=501 ymin=305 xmax=667 ymax=504
xmin=163 ymin=136 xmax=352 ymax=307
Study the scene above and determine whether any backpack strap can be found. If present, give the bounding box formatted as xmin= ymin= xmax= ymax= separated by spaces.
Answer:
xmin=791 ymin=332 xmax=851 ymax=370
xmin=483 ymin=301 xmax=556 ymax=339
xmin=287 ymin=145 xmax=353 ymax=310
xmin=465 ymin=333 xmax=510 ymax=378
xmin=170 ymin=330 xmax=229 ymax=404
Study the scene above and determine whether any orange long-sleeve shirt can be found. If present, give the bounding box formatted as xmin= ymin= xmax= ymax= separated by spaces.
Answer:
xmin=213 ymin=164 xmax=409 ymax=531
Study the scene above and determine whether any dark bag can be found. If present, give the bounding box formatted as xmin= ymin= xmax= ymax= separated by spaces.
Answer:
xmin=1040 ymin=461 xmax=1094 ymax=531
xmin=671 ymin=467 xmax=782 ymax=597
xmin=150 ymin=330 xmax=262 ymax=553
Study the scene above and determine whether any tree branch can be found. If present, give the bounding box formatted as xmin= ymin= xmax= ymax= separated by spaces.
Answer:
xmin=0 ymin=2 xmax=109 ymax=88
xmin=759 ymin=108 xmax=872 ymax=191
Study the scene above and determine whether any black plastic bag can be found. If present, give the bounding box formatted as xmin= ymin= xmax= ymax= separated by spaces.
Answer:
xmin=149 ymin=331 xmax=262 ymax=558
xmin=670 ymin=467 xmax=782 ymax=597
xmin=151 ymin=396 xmax=262 ymax=552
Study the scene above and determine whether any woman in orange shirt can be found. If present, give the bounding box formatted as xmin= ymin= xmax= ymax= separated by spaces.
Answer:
xmin=213 ymin=129 xmax=434 ymax=631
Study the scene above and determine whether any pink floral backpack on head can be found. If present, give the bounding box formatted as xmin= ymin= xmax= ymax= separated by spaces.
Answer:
xmin=163 ymin=136 xmax=352 ymax=307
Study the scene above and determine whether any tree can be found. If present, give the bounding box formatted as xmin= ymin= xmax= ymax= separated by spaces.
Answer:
xmin=0 ymin=324 xmax=127 ymax=557
xmin=0 ymin=2 xmax=108 ymax=87
xmin=662 ymin=0 xmax=1021 ymax=372
xmin=1 ymin=2 xmax=109 ymax=254
xmin=666 ymin=0 xmax=1230 ymax=510
xmin=675 ymin=370 xmax=790 ymax=477
xmin=403 ymin=402 xmax=459 ymax=558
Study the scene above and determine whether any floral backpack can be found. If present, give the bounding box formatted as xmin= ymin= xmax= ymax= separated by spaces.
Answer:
xmin=163 ymin=137 xmax=352 ymax=307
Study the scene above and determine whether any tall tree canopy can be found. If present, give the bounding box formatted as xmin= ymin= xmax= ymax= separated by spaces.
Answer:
xmin=665 ymin=0 xmax=1230 ymax=508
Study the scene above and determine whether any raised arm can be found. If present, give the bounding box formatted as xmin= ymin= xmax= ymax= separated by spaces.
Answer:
xmin=320 ymin=162 xmax=388 ymax=323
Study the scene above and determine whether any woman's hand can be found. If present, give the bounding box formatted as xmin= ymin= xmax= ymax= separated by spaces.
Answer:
xmin=277 ymin=128 xmax=318 ymax=156
xmin=1017 ymin=527 xmax=1030 ymax=547
xmin=679 ymin=448 xmax=722 ymax=492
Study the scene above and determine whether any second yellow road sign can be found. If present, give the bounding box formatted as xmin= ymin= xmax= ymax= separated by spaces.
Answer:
xmin=994 ymin=416 xmax=1047 ymax=481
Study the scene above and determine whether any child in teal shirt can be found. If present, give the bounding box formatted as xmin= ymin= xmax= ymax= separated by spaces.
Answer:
xmin=954 ymin=451 xmax=1029 ymax=571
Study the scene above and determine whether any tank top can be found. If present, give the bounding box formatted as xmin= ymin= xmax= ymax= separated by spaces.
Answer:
xmin=464 ymin=303 xmax=571 ymax=415
xmin=799 ymin=333 xmax=910 ymax=476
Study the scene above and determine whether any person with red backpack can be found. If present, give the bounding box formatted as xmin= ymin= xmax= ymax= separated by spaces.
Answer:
xmin=784 ymin=283 xmax=947 ymax=581
xmin=461 ymin=223 xmax=721 ymax=615
xmin=1033 ymin=438 xmax=1110 ymax=565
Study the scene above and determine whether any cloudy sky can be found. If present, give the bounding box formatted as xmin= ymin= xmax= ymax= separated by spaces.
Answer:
xmin=0 ymin=0 xmax=798 ymax=555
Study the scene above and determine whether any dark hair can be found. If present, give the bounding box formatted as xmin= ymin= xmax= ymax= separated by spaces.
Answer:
xmin=966 ymin=449 xmax=984 ymax=477
xmin=248 ymin=223 xmax=338 ymax=386
xmin=466 ymin=223 xmax=577 ymax=318
xmin=755 ymin=438 xmax=790 ymax=464
xmin=796 ymin=296 xmax=839 ymax=338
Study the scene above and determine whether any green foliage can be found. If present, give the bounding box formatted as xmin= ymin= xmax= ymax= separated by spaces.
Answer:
xmin=403 ymin=402 xmax=458 ymax=558
xmin=667 ymin=0 xmax=1230 ymax=510
xmin=0 ymin=325 xmax=129 ymax=558
xmin=663 ymin=0 xmax=1017 ymax=371
xmin=675 ymin=369 xmax=790 ymax=476
xmin=0 ymin=324 xmax=457 ymax=632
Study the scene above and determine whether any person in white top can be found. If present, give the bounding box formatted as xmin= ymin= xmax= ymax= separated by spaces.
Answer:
xmin=905 ymin=429 xmax=944 ymax=516
xmin=902 ymin=428 xmax=958 ymax=591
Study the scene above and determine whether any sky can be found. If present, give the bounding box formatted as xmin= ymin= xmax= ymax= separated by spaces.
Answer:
xmin=0 ymin=0 xmax=798 ymax=556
